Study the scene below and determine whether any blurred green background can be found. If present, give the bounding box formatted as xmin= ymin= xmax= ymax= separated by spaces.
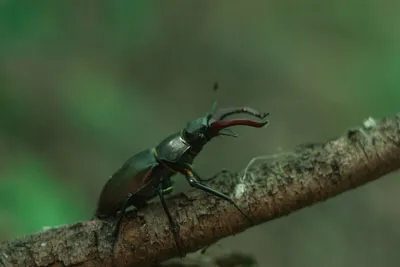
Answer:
xmin=1 ymin=1 xmax=400 ymax=266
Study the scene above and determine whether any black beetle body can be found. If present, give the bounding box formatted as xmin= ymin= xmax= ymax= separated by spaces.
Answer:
xmin=95 ymin=148 xmax=172 ymax=218
xmin=94 ymin=90 xmax=270 ymax=257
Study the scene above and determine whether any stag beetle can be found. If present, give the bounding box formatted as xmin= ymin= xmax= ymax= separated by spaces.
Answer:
xmin=94 ymin=84 xmax=269 ymax=257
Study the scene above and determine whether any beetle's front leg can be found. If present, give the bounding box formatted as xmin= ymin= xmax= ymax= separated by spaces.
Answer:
xmin=184 ymin=169 xmax=253 ymax=224
xmin=191 ymin=168 xmax=233 ymax=183
xmin=183 ymin=169 xmax=253 ymax=254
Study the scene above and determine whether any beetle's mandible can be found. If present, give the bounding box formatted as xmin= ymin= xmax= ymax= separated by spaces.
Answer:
xmin=94 ymin=85 xmax=269 ymax=257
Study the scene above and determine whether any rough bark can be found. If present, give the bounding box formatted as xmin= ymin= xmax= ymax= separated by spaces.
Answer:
xmin=157 ymin=247 xmax=257 ymax=267
xmin=1 ymin=114 xmax=400 ymax=267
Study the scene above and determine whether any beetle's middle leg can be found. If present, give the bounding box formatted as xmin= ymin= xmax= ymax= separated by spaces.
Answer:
xmin=158 ymin=187 xmax=185 ymax=257
xmin=161 ymin=178 xmax=174 ymax=195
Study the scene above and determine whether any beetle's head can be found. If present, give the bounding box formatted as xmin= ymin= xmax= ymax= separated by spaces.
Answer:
xmin=181 ymin=105 xmax=269 ymax=154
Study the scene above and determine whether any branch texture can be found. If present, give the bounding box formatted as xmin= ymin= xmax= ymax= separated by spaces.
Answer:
xmin=1 ymin=114 xmax=400 ymax=267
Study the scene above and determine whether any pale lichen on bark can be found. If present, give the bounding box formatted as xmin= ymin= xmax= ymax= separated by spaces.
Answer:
xmin=1 ymin=114 xmax=400 ymax=267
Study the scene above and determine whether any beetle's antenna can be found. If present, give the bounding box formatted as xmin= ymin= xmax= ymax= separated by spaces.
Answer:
xmin=210 ymin=82 xmax=218 ymax=114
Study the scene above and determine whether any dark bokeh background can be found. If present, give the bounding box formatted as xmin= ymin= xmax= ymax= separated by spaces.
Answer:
xmin=1 ymin=1 xmax=400 ymax=266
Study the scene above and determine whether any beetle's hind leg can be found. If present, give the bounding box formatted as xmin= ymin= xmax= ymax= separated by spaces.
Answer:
xmin=113 ymin=193 xmax=133 ymax=239
xmin=158 ymin=188 xmax=186 ymax=258
xmin=113 ymin=193 xmax=147 ymax=239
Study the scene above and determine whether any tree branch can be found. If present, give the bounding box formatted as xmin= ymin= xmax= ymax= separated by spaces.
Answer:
xmin=156 ymin=247 xmax=257 ymax=267
xmin=1 ymin=114 xmax=400 ymax=267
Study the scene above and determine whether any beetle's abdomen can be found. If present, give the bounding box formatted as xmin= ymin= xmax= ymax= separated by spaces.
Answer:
xmin=95 ymin=148 xmax=159 ymax=217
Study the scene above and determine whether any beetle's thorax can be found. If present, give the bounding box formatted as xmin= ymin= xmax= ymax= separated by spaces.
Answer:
xmin=154 ymin=132 xmax=202 ymax=170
